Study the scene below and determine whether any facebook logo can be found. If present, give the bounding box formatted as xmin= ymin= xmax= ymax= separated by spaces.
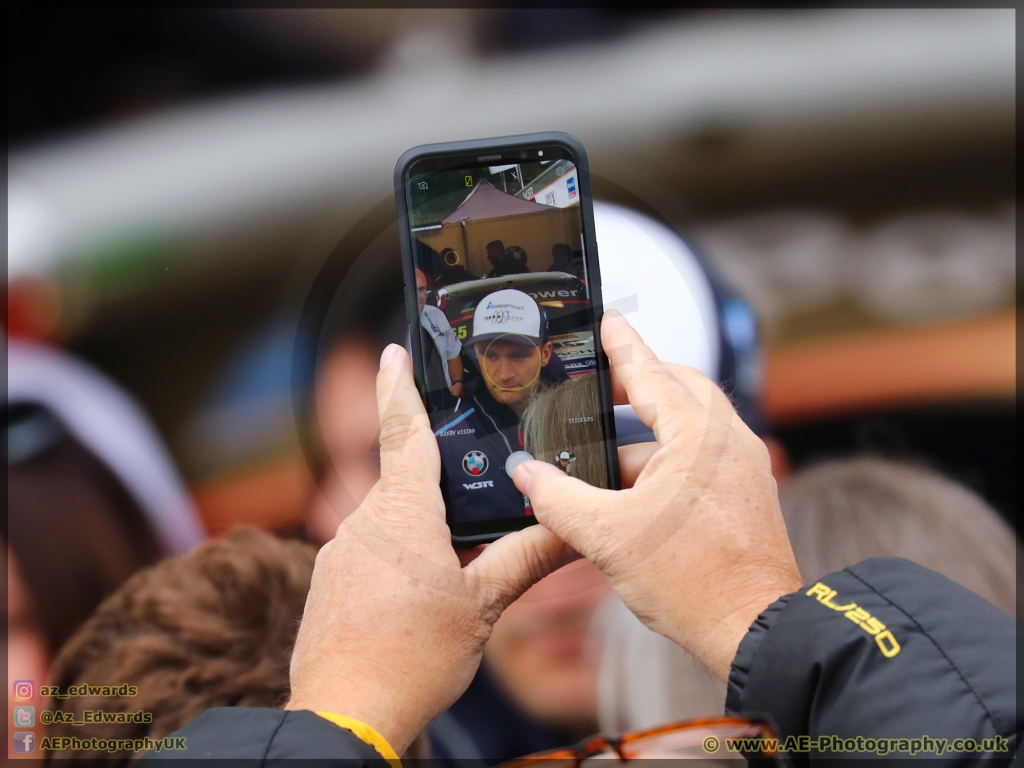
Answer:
xmin=14 ymin=732 xmax=35 ymax=753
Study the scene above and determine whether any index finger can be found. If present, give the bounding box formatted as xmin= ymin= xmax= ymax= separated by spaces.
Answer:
xmin=601 ymin=312 xmax=700 ymax=444
xmin=608 ymin=337 xmax=737 ymax=419
xmin=375 ymin=344 xmax=440 ymax=493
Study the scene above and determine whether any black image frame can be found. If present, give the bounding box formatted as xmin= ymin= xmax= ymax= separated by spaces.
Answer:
xmin=394 ymin=131 xmax=621 ymax=546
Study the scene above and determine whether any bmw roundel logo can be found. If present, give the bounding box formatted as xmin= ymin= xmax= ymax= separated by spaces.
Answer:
xmin=462 ymin=450 xmax=489 ymax=476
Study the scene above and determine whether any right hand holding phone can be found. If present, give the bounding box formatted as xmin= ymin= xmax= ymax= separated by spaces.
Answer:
xmin=512 ymin=311 xmax=802 ymax=683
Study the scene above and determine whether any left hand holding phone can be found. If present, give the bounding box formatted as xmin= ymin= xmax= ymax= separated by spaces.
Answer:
xmin=285 ymin=344 xmax=577 ymax=755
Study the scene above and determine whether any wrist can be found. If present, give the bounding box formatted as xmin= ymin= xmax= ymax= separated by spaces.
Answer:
xmin=286 ymin=693 xmax=416 ymax=756
xmin=707 ymin=578 xmax=802 ymax=681
xmin=315 ymin=712 xmax=402 ymax=768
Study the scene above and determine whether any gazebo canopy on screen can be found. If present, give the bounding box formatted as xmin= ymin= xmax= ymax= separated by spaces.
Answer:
xmin=414 ymin=180 xmax=581 ymax=277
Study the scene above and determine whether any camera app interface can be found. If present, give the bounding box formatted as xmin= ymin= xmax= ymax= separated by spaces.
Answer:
xmin=406 ymin=155 xmax=610 ymax=530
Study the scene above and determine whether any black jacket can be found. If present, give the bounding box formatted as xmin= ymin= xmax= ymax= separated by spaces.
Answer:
xmin=430 ymin=361 xmax=569 ymax=524
xmin=433 ymin=385 xmax=529 ymax=524
xmin=727 ymin=557 xmax=1018 ymax=763
xmin=141 ymin=558 xmax=1018 ymax=765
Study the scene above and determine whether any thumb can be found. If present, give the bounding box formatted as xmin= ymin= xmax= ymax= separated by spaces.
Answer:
xmin=513 ymin=460 xmax=618 ymax=559
xmin=465 ymin=524 xmax=579 ymax=615
xmin=375 ymin=344 xmax=439 ymax=497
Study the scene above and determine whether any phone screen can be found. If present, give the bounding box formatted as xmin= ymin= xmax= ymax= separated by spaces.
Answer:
xmin=403 ymin=146 xmax=612 ymax=538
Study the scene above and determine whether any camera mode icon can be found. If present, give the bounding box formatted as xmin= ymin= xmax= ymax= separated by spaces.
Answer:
xmin=14 ymin=705 xmax=35 ymax=727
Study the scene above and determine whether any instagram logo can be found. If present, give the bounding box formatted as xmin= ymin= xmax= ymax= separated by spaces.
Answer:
xmin=13 ymin=680 xmax=34 ymax=701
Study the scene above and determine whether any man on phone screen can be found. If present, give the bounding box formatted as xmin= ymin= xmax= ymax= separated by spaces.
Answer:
xmin=416 ymin=268 xmax=464 ymax=398
xmin=485 ymin=240 xmax=510 ymax=278
xmin=431 ymin=288 xmax=562 ymax=522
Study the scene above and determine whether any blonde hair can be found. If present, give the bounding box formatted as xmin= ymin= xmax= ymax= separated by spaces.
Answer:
xmin=595 ymin=457 xmax=1019 ymax=733
xmin=520 ymin=373 xmax=608 ymax=488
xmin=779 ymin=457 xmax=1017 ymax=613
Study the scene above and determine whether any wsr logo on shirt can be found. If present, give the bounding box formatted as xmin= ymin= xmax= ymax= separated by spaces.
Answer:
xmin=462 ymin=481 xmax=494 ymax=490
xmin=462 ymin=450 xmax=489 ymax=476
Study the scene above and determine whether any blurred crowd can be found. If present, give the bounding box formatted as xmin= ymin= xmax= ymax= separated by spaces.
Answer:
xmin=8 ymin=209 xmax=1017 ymax=762
xmin=6 ymin=8 xmax=1016 ymax=764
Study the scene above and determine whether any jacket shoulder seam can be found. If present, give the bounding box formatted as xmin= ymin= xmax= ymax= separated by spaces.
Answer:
xmin=261 ymin=710 xmax=289 ymax=765
xmin=844 ymin=568 xmax=999 ymax=735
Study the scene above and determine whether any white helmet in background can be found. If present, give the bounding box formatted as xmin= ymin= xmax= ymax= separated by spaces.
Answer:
xmin=6 ymin=338 xmax=206 ymax=554
xmin=595 ymin=202 xmax=763 ymax=444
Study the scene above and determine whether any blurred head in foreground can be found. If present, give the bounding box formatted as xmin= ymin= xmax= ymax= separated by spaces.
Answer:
xmin=44 ymin=528 xmax=314 ymax=766
xmin=595 ymin=457 xmax=1019 ymax=733
xmin=45 ymin=527 xmax=432 ymax=766
xmin=307 ymin=334 xmax=383 ymax=543
xmin=305 ymin=247 xmax=407 ymax=544
xmin=483 ymin=559 xmax=612 ymax=743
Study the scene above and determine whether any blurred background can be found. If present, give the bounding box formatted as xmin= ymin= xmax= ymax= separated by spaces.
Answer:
xmin=9 ymin=8 xmax=1014 ymax=533
xmin=6 ymin=9 xmax=1015 ymax=761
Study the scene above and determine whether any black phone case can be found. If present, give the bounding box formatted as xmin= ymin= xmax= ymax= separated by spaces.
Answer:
xmin=394 ymin=132 xmax=620 ymax=547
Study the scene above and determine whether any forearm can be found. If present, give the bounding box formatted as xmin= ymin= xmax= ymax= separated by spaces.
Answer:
xmin=726 ymin=558 xmax=1017 ymax=759
xmin=448 ymin=355 xmax=463 ymax=383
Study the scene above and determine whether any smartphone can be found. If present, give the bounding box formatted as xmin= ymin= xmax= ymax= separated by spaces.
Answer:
xmin=395 ymin=132 xmax=620 ymax=546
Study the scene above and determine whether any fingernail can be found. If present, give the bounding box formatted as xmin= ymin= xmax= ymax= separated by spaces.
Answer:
xmin=513 ymin=460 xmax=557 ymax=497
xmin=604 ymin=309 xmax=627 ymax=326
xmin=512 ymin=460 xmax=537 ymax=496
xmin=379 ymin=344 xmax=400 ymax=371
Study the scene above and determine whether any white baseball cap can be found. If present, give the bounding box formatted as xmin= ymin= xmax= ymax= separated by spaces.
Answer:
xmin=465 ymin=288 xmax=546 ymax=347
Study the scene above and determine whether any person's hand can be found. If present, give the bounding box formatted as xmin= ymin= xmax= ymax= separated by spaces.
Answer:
xmin=513 ymin=312 xmax=802 ymax=682
xmin=286 ymin=345 xmax=576 ymax=754
xmin=449 ymin=381 xmax=465 ymax=398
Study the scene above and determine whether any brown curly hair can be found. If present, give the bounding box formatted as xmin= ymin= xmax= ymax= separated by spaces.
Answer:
xmin=44 ymin=527 xmax=316 ymax=766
